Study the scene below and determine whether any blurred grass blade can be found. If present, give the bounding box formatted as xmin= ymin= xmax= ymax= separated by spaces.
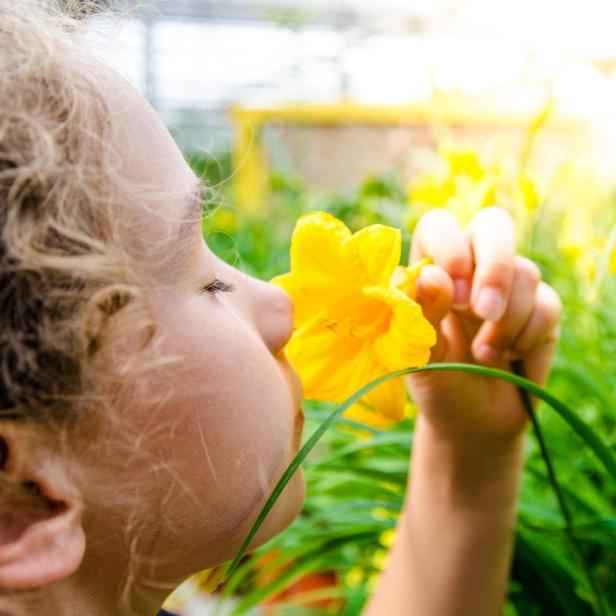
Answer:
xmin=306 ymin=432 xmax=411 ymax=468
xmin=512 ymin=530 xmax=594 ymax=616
xmin=511 ymin=359 xmax=608 ymax=616
xmin=221 ymin=366 xmax=414 ymax=583
xmin=551 ymin=360 xmax=616 ymax=420
xmin=222 ymin=362 xmax=616 ymax=585
xmin=591 ymin=223 xmax=616 ymax=299
xmin=520 ymin=517 xmax=616 ymax=547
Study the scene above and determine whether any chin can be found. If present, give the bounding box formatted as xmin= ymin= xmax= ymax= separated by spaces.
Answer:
xmin=250 ymin=467 xmax=305 ymax=550
xmin=198 ymin=469 xmax=305 ymax=571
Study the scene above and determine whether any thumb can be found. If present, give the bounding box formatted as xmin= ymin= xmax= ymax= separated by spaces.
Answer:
xmin=415 ymin=264 xmax=454 ymax=362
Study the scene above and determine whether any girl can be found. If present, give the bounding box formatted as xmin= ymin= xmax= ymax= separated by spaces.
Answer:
xmin=0 ymin=2 xmax=562 ymax=614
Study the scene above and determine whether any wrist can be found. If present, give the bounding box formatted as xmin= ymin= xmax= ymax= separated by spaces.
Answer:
xmin=416 ymin=413 xmax=527 ymax=461
xmin=408 ymin=415 xmax=526 ymax=513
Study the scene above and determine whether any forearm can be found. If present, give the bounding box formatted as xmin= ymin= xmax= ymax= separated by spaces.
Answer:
xmin=364 ymin=416 xmax=526 ymax=616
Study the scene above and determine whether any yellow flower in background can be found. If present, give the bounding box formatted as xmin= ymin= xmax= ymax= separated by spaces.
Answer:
xmin=409 ymin=144 xmax=494 ymax=228
xmin=272 ymin=211 xmax=436 ymax=421
xmin=408 ymin=141 xmax=541 ymax=232
xmin=556 ymin=161 xmax=615 ymax=284
xmin=379 ymin=528 xmax=397 ymax=549
xmin=345 ymin=567 xmax=365 ymax=588
xmin=560 ymin=220 xmax=616 ymax=284
xmin=559 ymin=207 xmax=603 ymax=280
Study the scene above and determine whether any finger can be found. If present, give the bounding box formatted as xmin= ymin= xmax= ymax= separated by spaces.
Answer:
xmin=415 ymin=265 xmax=454 ymax=363
xmin=469 ymin=207 xmax=516 ymax=322
xmin=415 ymin=265 xmax=454 ymax=326
xmin=510 ymin=282 xmax=563 ymax=357
xmin=411 ymin=209 xmax=473 ymax=309
xmin=471 ymin=256 xmax=541 ymax=364
xmin=520 ymin=327 xmax=561 ymax=387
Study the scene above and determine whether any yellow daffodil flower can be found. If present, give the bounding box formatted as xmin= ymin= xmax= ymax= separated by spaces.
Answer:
xmin=271 ymin=211 xmax=436 ymax=421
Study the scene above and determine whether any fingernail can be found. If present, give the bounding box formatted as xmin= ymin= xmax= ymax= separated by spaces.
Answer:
xmin=474 ymin=343 xmax=498 ymax=364
xmin=475 ymin=287 xmax=506 ymax=321
xmin=452 ymin=278 xmax=470 ymax=308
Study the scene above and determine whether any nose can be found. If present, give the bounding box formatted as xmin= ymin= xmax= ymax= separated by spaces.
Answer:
xmin=253 ymin=281 xmax=294 ymax=355
xmin=213 ymin=255 xmax=294 ymax=354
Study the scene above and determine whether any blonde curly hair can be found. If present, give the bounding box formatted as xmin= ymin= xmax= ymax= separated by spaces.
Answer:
xmin=0 ymin=0 xmax=157 ymax=430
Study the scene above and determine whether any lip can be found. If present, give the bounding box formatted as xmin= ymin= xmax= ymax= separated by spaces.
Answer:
xmin=282 ymin=360 xmax=305 ymax=447
xmin=290 ymin=371 xmax=304 ymax=443
xmin=278 ymin=351 xmax=303 ymax=406
xmin=292 ymin=405 xmax=305 ymax=450
xmin=289 ymin=370 xmax=303 ymax=408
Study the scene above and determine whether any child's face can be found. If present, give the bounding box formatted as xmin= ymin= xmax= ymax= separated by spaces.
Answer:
xmin=79 ymin=74 xmax=305 ymax=580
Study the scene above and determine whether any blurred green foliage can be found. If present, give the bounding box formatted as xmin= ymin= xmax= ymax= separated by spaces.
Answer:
xmin=190 ymin=148 xmax=616 ymax=615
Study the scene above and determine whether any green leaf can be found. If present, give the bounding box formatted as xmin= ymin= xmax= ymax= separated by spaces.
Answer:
xmin=305 ymin=432 xmax=411 ymax=468
xmin=222 ymin=362 xmax=616 ymax=588
xmin=512 ymin=530 xmax=594 ymax=615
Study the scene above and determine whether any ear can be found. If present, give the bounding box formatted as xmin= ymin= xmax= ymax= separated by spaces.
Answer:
xmin=0 ymin=431 xmax=86 ymax=589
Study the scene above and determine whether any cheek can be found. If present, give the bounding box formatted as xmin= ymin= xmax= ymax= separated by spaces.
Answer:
xmin=145 ymin=299 xmax=297 ymax=538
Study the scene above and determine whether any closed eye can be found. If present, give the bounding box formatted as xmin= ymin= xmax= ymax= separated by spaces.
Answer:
xmin=200 ymin=278 xmax=235 ymax=294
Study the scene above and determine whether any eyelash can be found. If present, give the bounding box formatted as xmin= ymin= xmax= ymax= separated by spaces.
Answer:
xmin=200 ymin=278 xmax=235 ymax=295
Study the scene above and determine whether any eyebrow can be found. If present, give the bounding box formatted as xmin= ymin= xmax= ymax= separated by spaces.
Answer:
xmin=177 ymin=176 xmax=207 ymax=243
xmin=155 ymin=177 xmax=206 ymax=282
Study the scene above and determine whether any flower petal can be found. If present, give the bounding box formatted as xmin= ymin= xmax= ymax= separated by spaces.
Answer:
xmin=344 ymin=402 xmax=395 ymax=429
xmin=270 ymin=272 xmax=323 ymax=326
xmin=272 ymin=211 xmax=436 ymax=423
xmin=285 ymin=316 xmax=375 ymax=402
xmin=363 ymin=285 xmax=436 ymax=370
xmin=390 ymin=259 xmax=432 ymax=301
xmin=364 ymin=376 xmax=407 ymax=421
xmin=351 ymin=224 xmax=401 ymax=286
xmin=290 ymin=211 xmax=358 ymax=290
xmin=275 ymin=211 xmax=364 ymax=324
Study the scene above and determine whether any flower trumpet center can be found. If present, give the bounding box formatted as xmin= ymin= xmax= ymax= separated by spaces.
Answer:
xmin=320 ymin=296 xmax=391 ymax=340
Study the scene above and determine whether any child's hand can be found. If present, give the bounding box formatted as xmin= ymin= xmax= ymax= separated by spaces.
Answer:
xmin=406 ymin=207 xmax=562 ymax=443
xmin=367 ymin=206 xmax=557 ymax=616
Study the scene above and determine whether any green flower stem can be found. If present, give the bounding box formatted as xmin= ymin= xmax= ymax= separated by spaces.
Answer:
xmin=423 ymin=364 xmax=616 ymax=481
xmin=221 ymin=367 xmax=402 ymax=584
xmin=511 ymin=360 xmax=608 ymax=616
xmin=221 ymin=361 xmax=616 ymax=605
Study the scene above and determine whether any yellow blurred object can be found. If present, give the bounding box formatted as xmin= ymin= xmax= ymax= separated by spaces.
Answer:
xmin=232 ymin=115 xmax=270 ymax=213
xmin=346 ymin=567 xmax=365 ymax=588
xmin=161 ymin=565 xmax=228 ymax=612
xmin=559 ymin=208 xmax=603 ymax=279
xmin=230 ymin=102 xmax=573 ymax=213
xmin=344 ymin=402 xmax=395 ymax=429
xmin=372 ymin=507 xmax=396 ymax=521
xmin=379 ymin=529 xmax=397 ymax=549
xmin=408 ymin=140 xmax=543 ymax=232
xmin=371 ymin=549 xmax=390 ymax=572
xmin=344 ymin=397 xmax=418 ymax=431
xmin=209 ymin=207 xmax=239 ymax=234
xmin=367 ymin=572 xmax=381 ymax=594
xmin=404 ymin=399 xmax=418 ymax=420
xmin=556 ymin=160 xmax=613 ymax=284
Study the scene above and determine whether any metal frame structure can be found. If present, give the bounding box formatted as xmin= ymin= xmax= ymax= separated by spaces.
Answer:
xmin=133 ymin=0 xmax=444 ymax=29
